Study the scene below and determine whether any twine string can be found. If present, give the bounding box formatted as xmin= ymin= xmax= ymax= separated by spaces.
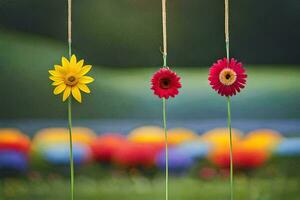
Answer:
xmin=225 ymin=0 xmax=229 ymax=61
xmin=161 ymin=1 xmax=169 ymax=200
xmin=225 ymin=1 xmax=234 ymax=200
xmin=162 ymin=0 xmax=167 ymax=67
xmin=68 ymin=0 xmax=72 ymax=58
xmin=67 ymin=1 xmax=74 ymax=200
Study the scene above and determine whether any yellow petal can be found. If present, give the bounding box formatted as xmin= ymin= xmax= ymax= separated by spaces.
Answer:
xmin=52 ymin=81 xmax=64 ymax=86
xmin=79 ymin=76 xmax=94 ymax=84
xmin=72 ymin=86 xmax=82 ymax=103
xmin=77 ymin=83 xmax=91 ymax=93
xmin=71 ymin=59 xmax=83 ymax=73
xmin=76 ymin=59 xmax=84 ymax=69
xmin=61 ymin=57 xmax=69 ymax=67
xmin=70 ymin=55 xmax=77 ymax=65
xmin=49 ymin=76 xmax=63 ymax=82
xmin=78 ymin=65 xmax=92 ymax=76
xmin=63 ymin=87 xmax=71 ymax=102
xmin=53 ymin=84 xmax=66 ymax=95
xmin=49 ymin=70 xmax=62 ymax=77
xmin=54 ymin=65 xmax=66 ymax=74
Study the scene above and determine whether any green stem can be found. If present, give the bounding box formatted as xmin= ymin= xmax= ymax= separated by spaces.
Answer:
xmin=227 ymin=96 xmax=233 ymax=200
xmin=68 ymin=97 xmax=74 ymax=200
xmin=162 ymin=98 xmax=168 ymax=200
xmin=226 ymin=41 xmax=230 ymax=61
xmin=163 ymin=54 xmax=167 ymax=67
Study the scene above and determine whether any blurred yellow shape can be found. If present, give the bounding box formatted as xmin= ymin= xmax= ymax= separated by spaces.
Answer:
xmin=128 ymin=126 xmax=164 ymax=144
xmin=168 ymin=128 xmax=198 ymax=145
xmin=244 ymin=129 xmax=282 ymax=151
xmin=33 ymin=127 xmax=96 ymax=145
xmin=201 ymin=128 xmax=243 ymax=148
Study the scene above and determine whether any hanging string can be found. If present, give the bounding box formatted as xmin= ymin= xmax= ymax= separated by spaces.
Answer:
xmin=161 ymin=1 xmax=169 ymax=200
xmin=68 ymin=0 xmax=72 ymax=58
xmin=225 ymin=1 xmax=234 ymax=200
xmin=162 ymin=0 xmax=167 ymax=67
xmin=225 ymin=0 xmax=229 ymax=60
xmin=67 ymin=1 xmax=74 ymax=200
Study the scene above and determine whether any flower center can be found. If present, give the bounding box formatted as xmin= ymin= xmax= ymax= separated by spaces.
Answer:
xmin=160 ymin=78 xmax=171 ymax=89
xmin=219 ymin=68 xmax=237 ymax=86
xmin=65 ymin=74 xmax=78 ymax=86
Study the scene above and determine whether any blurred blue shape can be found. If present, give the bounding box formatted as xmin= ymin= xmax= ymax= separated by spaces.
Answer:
xmin=275 ymin=138 xmax=300 ymax=156
xmin=177 ymin=141 xmax=211 ymax=160
xmin=0 ymin=150 xmax=27 ymax=172
xmin=156 ymin=147 xmax=194 ymax=174
xmin=42 ymin=143 xmax=90 ymax=165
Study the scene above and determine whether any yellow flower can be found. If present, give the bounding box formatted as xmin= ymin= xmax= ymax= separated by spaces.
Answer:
xmin=49 ymin=55 xmax=94 ymax=103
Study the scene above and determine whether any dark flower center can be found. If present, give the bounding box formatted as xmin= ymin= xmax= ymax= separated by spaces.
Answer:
xmin=160 ymin=78 xmax=171 ymax=89
xmin=226 ymin=74 xmax=231 ymax=80
xmin=68 ymin=76 xmax=76 ymax=82
xmin=65 ymin=74 xmax=78 ymax=86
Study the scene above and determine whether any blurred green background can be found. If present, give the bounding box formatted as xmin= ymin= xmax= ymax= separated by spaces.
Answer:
xmin=0 ymin=0 xmax=300 ymax=119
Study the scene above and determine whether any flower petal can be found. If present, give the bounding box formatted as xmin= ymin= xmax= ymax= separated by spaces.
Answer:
xmin=76 ymin=59 xmax=84 ymax=69
xmin=49 ymin=70 xmax=62 ymax=77
xmin=53 ymin=84 xmax=66 ymax=95
xmin=52 ymin=81 xmax=64 ymax=86
xmin=78 ymin=65 xmax=92 ymax=76
xmin=70 ymin=55 xmax=77 ymax=65
xmin=72 ymin=86 xmax=82 ymax=103
xmin=61 ymin=57 xmax=69 ymax=67
xmin=49 ymin=76 xmax=63 ymax=82
xmin=63 ymin=87 xmax=71 ymax=102
xmin=79 ymin=76 xmax=94 ymax=84
xmin=77 ymin=83 xmax=91 ymax=93
xmin=54 ymin=65 xmax=66 ymax=74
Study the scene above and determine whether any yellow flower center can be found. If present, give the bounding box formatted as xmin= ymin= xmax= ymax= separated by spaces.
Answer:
xmin=65 ymin=74 xmax=78 ymax=86
xmin=219 ymin=68 xmax=237 ymax=86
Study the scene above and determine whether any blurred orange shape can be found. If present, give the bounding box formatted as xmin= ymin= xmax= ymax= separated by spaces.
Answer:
xmin=208 ymin=141 xmax=269 ymax=169
xmin=0 ymin=128 xmax=31 ymax=153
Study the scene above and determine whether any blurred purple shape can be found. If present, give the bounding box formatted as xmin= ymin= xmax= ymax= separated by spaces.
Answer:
xmin=0 ymin=150 xmax=28 ymax=172
xmin=156 ymin=147 xmax=194 ymax=174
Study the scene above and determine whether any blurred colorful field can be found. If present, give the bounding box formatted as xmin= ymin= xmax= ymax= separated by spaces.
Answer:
xmin=0 ymin=126 xmax=300 ymax=200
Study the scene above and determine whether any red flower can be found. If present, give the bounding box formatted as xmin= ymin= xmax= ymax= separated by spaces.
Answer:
xmin=208 ymin=58 xmax=247 ymax=96
xmin=151 ymin=67 xmax=182 ymax=99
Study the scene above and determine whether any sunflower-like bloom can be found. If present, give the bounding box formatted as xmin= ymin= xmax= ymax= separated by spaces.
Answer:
xmin=49 ymin=55 xmax=94 ymax=103
xmin=208 ymin=58 xmax=247 ymax=96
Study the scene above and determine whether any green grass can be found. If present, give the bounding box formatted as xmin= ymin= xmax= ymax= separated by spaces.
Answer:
xmin=1 ymin=176 xmax=299 ymax=200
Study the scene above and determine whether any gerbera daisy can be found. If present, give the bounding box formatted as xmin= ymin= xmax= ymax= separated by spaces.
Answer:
xmin=49 ymin=55 xmax=94 ymax=103
xmin=208 ymin=58 xmax=247 ymax=96
xmin=151 ymin=67 xmax=182 ymax=99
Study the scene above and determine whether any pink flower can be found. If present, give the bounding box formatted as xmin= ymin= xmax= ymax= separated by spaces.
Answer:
xmin=208 ymin=58 xmax=247 ymax=96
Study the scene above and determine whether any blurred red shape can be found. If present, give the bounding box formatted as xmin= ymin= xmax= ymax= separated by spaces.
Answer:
xmin=113 ymin=142 xmax=163 ymax=168
xmin=90 ymin=134 xmax=127 ymax=162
